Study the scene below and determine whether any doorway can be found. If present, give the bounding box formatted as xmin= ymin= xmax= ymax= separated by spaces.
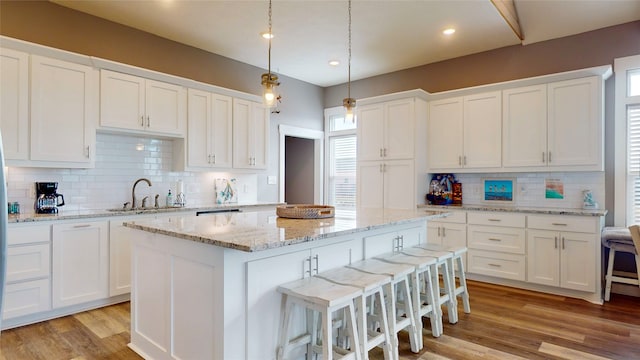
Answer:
xmin=278 ymin=125 xmax=323 ymax=204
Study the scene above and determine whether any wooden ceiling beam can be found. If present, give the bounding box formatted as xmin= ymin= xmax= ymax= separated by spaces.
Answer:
xmin=491 ymin=0 xmax=525 ymax=41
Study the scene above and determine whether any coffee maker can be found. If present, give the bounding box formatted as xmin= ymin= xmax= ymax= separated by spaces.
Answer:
xmin=35 ymin=182 xmax=65 ymax=214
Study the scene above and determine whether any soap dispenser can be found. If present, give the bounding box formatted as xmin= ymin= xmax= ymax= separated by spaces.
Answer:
xmin=166 ymin=189 xmax=173 ymax=207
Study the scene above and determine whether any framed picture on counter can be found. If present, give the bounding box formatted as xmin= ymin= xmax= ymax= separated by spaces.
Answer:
xmin=482 ymin=178 xmax=515 ymax=204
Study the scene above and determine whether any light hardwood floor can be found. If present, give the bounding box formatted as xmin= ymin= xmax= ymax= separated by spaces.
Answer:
xmin=1 ymin=281 xmax=639 ymax=359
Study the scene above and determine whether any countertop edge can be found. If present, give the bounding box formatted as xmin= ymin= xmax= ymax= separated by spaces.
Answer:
xmin=123 ymin=210 xmax=449 ymax=252
xmin=418 ymin=204 xmax=608 ymax=217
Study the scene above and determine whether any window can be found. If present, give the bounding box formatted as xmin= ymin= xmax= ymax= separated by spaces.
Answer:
xmin=324 ymin=107 xmax=356 ymax=215
xmin=614 ymin=55 xmax=640 ymax=226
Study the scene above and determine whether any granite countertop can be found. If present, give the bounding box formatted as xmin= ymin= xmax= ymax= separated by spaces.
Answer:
xmin=418 ymin=204 xmax=608 ymax=217
xmin=7 ymin=202 xmax=281 ymax=223
xmin=122 ymin=208 xmax=449 ymax=252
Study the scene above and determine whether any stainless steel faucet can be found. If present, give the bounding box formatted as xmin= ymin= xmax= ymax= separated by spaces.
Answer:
xmin=132 ymin=178 xmax=152 ymax=209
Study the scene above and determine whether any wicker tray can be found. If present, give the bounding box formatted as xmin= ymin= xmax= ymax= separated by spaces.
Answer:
xmin=276 ymin=204 xmax=335 ymax=219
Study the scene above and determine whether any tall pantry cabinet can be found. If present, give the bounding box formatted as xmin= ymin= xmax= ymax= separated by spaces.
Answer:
xmin=356 ymin=91 xmax=428 ymax=210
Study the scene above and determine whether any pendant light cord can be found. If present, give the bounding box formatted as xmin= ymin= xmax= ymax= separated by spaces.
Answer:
xmin=268 ymin=0 xmax=272 ymax=78
xmin=347 ymin=0 xmax=352 ymax=99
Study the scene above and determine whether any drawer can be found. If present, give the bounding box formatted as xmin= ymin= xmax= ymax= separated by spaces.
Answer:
xmin=2 ymin=279 xmax=51 ymax=320
xmin=467 ymin=249 xmax=526 ymax=281
xmin=467 ymin=225 xmax=525 ymax=254
xmin=467 ymin=212 xmax=525 ymax=228
xmin=7 ymin=224 xmax=51 ymax=246
xmin=435 ymin=211 xmax=466 ymax=224
xmin=6 ymin=244 xmax=51 ymax=283
xmin=527 ymin=215 xmax=598 ymax=233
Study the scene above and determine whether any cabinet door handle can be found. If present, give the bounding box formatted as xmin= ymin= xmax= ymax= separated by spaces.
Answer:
xmin=548 ymin=151 xmax=552 ymax=163
xmin=140 ymin=115 xmax=145 ymax=127
xmin=437 ymin=227 xmax=441 ymax=237
xmin=488 ymin=219 xmax=501 ymax=222
xmin=399 ymin=235 xmax=404 ymax=249
xmin=146 ymin=116 xmax=150 ymax=127
xmin=313 ymin=254 xmax=319 ymax=275
xmin=488 ymin=238 xmax=501 ymax=241
xmin=463 ymin=156 xmax=467 ymax=165
xmin=73 ymin=224 xmax=91 ymax=228
xmin=458 ymin=156 xmax=462 ymax=166
xmin=554 ymin=236 xmax=558 ymax=249
xmin=213 ymin=154 xmax=216 ymax=164
xmin=488 ymin=263 xmax=502 ymax=268
xmin=551 ymin=223 xmax=567 ymax=226
xmin=86 ymin=146 xmax=90 ymax=158
xmin=380 ymin=148 xmax=383 ymax=157
xmin=383 ymin=148 xmax=387 ymax=157
xmin=442 ymin=227 xmax=446 ymax=237
xmin=562 ymin=237 xmax=565 ymax=250
xmin=542 ymin=152 xmax=546 ymax=163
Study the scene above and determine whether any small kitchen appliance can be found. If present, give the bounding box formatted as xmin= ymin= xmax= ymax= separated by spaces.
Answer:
xmin=35 ymin=182 xmax=65 ymax=214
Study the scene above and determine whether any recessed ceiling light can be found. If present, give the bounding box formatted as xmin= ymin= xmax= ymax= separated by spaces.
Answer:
xmin=329 ymin=60 xmax=340 ymax=66
xmin=261 ymin=31 xmax=274 ymax=39
xmin=443 ymin=28 xmax=456 ymax=35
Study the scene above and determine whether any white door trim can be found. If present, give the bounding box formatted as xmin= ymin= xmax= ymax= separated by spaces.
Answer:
xmin=278 ymin=125 xmax=324 ymax=204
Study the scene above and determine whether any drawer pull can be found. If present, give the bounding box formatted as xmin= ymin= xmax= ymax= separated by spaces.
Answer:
xmin=488 ymin=263 xmax=502 ymax=268
xmin=73 ymin=224 xmax=91 ymax=228
xmin=551 ymin=223 xmax=567 ymax=226
xmin=488 ymin=219 xmax=501 ymax=222
xmin=488 ymin=238 xmax=502 ymax=241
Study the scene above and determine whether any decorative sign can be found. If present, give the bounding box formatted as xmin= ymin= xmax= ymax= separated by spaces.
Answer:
xmin=545 ymin=178 xmax=564 ymax=199
xmin=483 ymin=178 xmax=514 ymax=203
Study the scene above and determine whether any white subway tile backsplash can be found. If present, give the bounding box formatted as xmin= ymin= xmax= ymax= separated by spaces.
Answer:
xmin=6 ymin=133 xmax=258 ymax=212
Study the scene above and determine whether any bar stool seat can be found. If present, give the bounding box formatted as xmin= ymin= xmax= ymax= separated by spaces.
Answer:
xmin=602 ymin=226 xmax=640 ymax=301
xmin=277 ymin=277 xmax=363 ymax=360
xmin=373 ymin=251 xmax=440 ymax=350
xmin=317 ymin=267 xmax=394 ymax=360
xmin=347 ymin=258 xmax=421 ymax=359
xmin=415 ymin=243 xmax=471 ymax=314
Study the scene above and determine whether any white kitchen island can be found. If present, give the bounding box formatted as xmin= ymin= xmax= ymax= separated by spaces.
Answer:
xmin=122 ymin=208 xmax=447 ymax=360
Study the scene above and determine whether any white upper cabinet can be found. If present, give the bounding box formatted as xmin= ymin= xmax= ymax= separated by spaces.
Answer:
xmin=502 ymin=77 xmax=602 ymax=171
xmin=547 ymin=76 xmax=601 ymax=169
xmin=357 ymin=98 xmax=415 ymax=161
xmin=428 ymin=91 xmax=501 ymax=171
xmin=187 ymin=89 xmax=233 ymax=169
xmin=232 ymin=99 xmax=268 ymax=169
xmin=0 ymin=48 xmax=29 ymax=161
xmin=502 ymin=84 xmax=548 ymax=167
xmin=100 ymin=69 xmax=186 ymax=137
xmin=30 ymin=55 xmax=95 ymax=165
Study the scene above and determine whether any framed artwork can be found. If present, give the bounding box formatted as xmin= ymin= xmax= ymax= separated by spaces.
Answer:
xmin=482 ymin=178 xmax=515 ymax=203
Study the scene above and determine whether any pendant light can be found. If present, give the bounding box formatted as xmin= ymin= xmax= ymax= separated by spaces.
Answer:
xmin=261 ymin=0 xmax=280 ymax=108
xmin=343 ymin=0 xmax=356 ymax=122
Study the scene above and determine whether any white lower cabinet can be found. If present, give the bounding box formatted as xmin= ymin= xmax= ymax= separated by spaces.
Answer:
xmin=527 ymin=228 xmax=597 ymax=292
xmin=467 ymin=212 xmax=526 ymax=281
xmin=2 ymin=224 xmax=52 ymax=321
xmin=52 ymin=220 xmax=109 ymax=308
xmin=363 ymin=225 xmax=425 ymax=258
xmin=426 ymin=211 xmax=467 ymax=268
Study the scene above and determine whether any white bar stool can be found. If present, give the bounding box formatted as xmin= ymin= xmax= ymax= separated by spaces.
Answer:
xmin=399 ymin=247 xmax=457 ymax=325
xmin=602 ymin=226 xmax=640 ymax=301
xmin=317 ymin=267 xmax=394 ymax=360
xmin=373 ymin=251 xmax=440 ymax=349
xmin=347 ymin=258 xmax=421 ymax=359
xmin=277 ymin=276 xmax=363 ymax=360
xmin=415 ymin=243 xmax=471 ymax=314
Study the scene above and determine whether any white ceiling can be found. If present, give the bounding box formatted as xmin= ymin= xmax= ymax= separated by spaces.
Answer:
xmin=51 ymin=0 xmax=640 ymax=87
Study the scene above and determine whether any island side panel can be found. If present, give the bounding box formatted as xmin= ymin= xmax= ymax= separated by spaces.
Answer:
xmin=129 ymin=230 xmax=226 ymax=360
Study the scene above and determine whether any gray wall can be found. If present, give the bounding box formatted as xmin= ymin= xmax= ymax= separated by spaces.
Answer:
xmin=0 ymin=0 xmax=324 ymax=203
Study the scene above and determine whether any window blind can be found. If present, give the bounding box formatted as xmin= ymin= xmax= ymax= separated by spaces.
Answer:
xmin=629 ymin=104 xmax=640 ymax=223
xmin=329 ymin=136 xmax=356 ymax=209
